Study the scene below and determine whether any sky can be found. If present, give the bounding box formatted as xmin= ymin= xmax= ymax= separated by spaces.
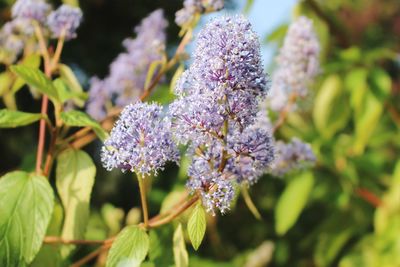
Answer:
xmin=245 ymin=0 xmax=298 ymax=64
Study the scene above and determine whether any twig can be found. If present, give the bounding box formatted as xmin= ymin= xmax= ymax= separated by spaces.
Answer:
xmin=148 ymin=195 xmax=199 ymax=228
xmin=34 ymin=24 xmax=51 ymax=175
xmin=137 ymin=174 xmax=149 ymax=228
xmin=355 ymin=187 xmax=382 ymax=207
xmin=65 ymin=194 xmax=199 ymax=266
xmin=272 ymin=92 xmax=297 ymax=133
xmin=70 ymin=241 xmax=113 ymax=267
xmin=44 ymin=236 xmax=105 ymax=245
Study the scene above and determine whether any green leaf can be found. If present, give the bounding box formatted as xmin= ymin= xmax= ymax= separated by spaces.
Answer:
xmin=344 ymin=68 xmax=368 ymax=116
xmin=60 ymin=110 xmax=108 ymax=141
xmin=53 ymin=78 xmax=86 ymax=104
xmin=265 ymin=24 xmax=288 ymax=43
xmin=31 ymin=201 xmax=63 ymax=267
xmin=11 ymin=53 xmax=41 ymax=94
xmin=0 ymin=72 xmax=13 ymax=96
xmin=313 ymin=75 xmax=350 ymax=139
xmin=0 ymin=171 xmax=54 ymax=266
xmin=10 ymin=65 xmax=59 ymax=103
xmin=58 ymin=64 xmax=86 ymax=107
xmin=148 ymin=226 xmax=174 ymax=266
xmin=353 ymin=90 xmax=383 ymax=154
xmin=369 ymin=68 xmax=391 ymax=101
xmin=170 ymin=64 xmax=185 ymax=92
xmin=106 ymin=225 xmax=149 ymax=267
xmin=187 ymin=203 xmax=206 ymax=250
xmin=0 ymin=109 xmax=44 ymax=128
xmin=56 ymin=149 xmax=96 ymax=258
xmin=173 ymin=223 xmax=189 ymax=267
xmin=148 ymin=84 xmax=175 ymax=105
xmin=275 ymin=172 xmax=314 ymax=235
xmin=243 ymin=0 xmax=254 ymax=14
xmin=145 ymin=60 xmax=165 ymax=90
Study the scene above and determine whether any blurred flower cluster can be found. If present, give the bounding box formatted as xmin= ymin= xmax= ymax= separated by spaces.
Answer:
xmin=269 ymin=16 xmax=320 ymax=111
xmin=0 ymin=0 xmax=82 ymax=64
xmin=86 ymin=10 xmax=168 ymax=120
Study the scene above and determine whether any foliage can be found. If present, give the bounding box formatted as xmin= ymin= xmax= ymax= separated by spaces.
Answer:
xmin=0 ymin=0 xmax=399 ymax=266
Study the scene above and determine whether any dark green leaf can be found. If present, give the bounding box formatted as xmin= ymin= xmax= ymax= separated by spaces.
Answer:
xmin=0 ymin=171 xmax=54 ymax=266
xmin=0 ymin=109 xmax=44 ymax=128
xmin=106 ymin=225 xmax=149 ymax=267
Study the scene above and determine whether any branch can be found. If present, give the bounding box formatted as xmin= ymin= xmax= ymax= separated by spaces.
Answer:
xmin=355 ymin=187 xmax=382 ymax=207
xmin=43 ymin=236 xmax=105 ymax=245
xmin=272 ymin=92 xmax=298 ymax=133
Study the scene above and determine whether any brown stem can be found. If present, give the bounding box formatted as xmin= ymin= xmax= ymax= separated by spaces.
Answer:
xmin=70 ymin=242 xmax=113 ymax=267
xmin=272 ymin=92 xmax=298 ymax=133
xmin=148 ymin=192 xmax=189 ymax=223
xmin=71 ymin=132 xmax=97 ymax=149
xmin=355 ymin=187 xmax=382 ymax=207
xmin=43 ymin=236 xmax=105 ymax=245
xmin=50 ymin=29 xmax=65 ymax=71
xmin=36 ymin=95 xmax=49 ymax=174
xmin=43 ymin=127 xmax=58 ymax=176
xmin=148 ymin=195 xmax=199 ymax=228
xmin=137 ymin=174 xmax=149 ymax=228
xmin=59 ymin=194 xmax=199 ymax=266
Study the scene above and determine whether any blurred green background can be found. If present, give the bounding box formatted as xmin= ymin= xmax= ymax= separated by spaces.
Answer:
xmin=1 ymin=0 xmax=400 ymax=266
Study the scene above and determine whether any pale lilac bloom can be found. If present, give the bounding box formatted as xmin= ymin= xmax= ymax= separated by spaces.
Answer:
xmin=270 ymin=138 xmax=316 ymax=177
xmin=86 ymin=10 xmax=168 ymax=120
xmin=101 ymin=102 xmax=179 ymax=175
xmin=269 ymin=16 xmax=320 ymax=111
xmin=47 ymin=4 xmax=83 ymax=40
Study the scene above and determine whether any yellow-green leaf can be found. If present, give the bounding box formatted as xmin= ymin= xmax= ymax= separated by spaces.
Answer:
xmin=10 ymin=65 xmax=59 ymax=104
xmin=173 ymin=223 xmax=189 ymax=267
xmin=187 ymin=203 xmax=206 ymax=250
xmin=0 ymin=109 xmax=44 ymax=128
xmin=56 ymin=149 xmax=96 ymax=258
xmin=275 ymin=172 xmax=314 ymax=235
xmin=106 ymin=225 xmax=149 ymax=267
xmin=60 ymin=110 xmax=108 ymax=141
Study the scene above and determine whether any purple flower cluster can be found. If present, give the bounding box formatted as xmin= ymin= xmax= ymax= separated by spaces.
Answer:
xmin=270 ymin=138 xmax=316 ymax=177
xmin=101 ymin=101 xmax=179 ymax=175
xmin=269 ymin=16 xmax=320 ymax=111
xmin=170 ymin=16 xmax=274 ymax=213
xmin=175 ymin=0 xmax=224 ymax=27
xmin=86 ymin=9 xmax=168 ymax=120
xmin=11 ymin=0 xmax=51 ymax=24
xmin=0 ymin=0 xmax=82 ymax=64
xmin=47 ymin=4 xmax=83 ymax=40
xmin=0 ymin=21 xmax=27 ymax=63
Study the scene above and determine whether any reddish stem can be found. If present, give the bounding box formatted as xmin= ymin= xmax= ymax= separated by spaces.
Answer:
xmin=355 ymin=187 xmax=382 ymax=207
